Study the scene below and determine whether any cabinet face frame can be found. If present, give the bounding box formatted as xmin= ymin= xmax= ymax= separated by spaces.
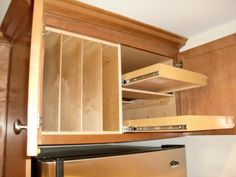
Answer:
xmin=27 ymin=0 xmax=44 ymax=156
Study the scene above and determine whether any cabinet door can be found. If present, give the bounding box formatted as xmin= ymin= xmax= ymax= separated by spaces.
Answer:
xmin=27 ymin=0 xmax=44 ymax=156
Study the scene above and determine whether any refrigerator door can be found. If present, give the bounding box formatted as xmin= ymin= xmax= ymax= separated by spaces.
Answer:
xmin=39 ymin=147 xmax=186 ymax=177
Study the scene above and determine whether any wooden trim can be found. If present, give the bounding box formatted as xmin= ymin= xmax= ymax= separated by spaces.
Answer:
xmin=46 ymin=26 xmax=119 ymax=47
xmin=0 ymin=0 xmax=33 ymax=43
xmin=39 ymin=133 xmax=182 ymax=145
xmin=181 ymin=33 xmax=236 ymax=59
xmin=44 ymin=13 xmax=178 ymax=58
xmin=43 ymin=0 xmax=187 ymax=58
xmin=44 ymin=0 xmax=187 ymax=48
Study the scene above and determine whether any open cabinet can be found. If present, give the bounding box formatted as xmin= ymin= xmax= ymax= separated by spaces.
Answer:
xmin=121 ymin=46 xmax=234 ymax=132
xmin=40 ymin=27 xmax=234 ymax=136
xmin=24 ymin=0 xmax=235 ymax=156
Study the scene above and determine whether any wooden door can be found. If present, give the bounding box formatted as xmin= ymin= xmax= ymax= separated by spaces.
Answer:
xmin=3 ymin=44 xmax=31 ymax=177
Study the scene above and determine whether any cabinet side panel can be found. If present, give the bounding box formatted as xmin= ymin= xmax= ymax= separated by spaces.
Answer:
xmin=82 ymin=40 xmax=102 ymax=131
xmin=61 ymin=36 xmax=82 ymax=131
xmin=42 ymin=32 xmax=61 ymax=131
xmin=102 ymin=45 xmax=120 ymax=131
xmin=181 ymin=34 xmax=236 ymax=134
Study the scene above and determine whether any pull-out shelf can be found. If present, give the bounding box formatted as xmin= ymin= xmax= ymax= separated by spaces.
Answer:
xmin=123 ymin=115 xmax=235 ymax=132
xmin=122 ymin=63 xmax=207 ymax=93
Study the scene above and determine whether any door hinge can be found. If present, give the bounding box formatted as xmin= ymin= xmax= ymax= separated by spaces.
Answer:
xmin=173 ymin=60 xmax=183 ymax=68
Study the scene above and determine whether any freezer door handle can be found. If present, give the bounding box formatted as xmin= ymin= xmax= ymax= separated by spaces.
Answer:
xmin=169 ymin=160 xmax=180 ymax=168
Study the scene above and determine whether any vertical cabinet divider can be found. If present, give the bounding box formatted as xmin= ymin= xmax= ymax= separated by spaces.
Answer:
xmin=42 ymin=27 xmax=121 ymax=134
xmin=61 ymin=35 xmax=83 ymax=131
xmin=42 ymin=32 xmax=61 ymax=131
xmin=82 ymin=40 xmax=103 ymax=132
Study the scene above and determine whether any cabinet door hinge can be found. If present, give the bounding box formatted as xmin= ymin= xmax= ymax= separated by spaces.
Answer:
xmin=173 ymin=60 xmax=183 ymax=68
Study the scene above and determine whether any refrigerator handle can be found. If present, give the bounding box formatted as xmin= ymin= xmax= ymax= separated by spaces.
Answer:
xmin=169 ymin=160 xmax=180 ymax=168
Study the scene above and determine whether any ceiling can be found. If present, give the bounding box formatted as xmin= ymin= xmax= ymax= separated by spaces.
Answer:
xmin=79 ymin=0 xmax=236 ymax=37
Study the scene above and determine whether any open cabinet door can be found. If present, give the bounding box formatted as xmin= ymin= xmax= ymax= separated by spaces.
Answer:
xmin=27 ymin=0 xmax=44 ymax=156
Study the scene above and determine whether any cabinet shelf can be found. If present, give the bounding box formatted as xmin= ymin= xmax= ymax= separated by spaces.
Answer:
xmin=122 ymin=88 xmax=173 ymax=100
xmin=122 ymin=63 xmax=207 ymax=93
xmin=123 ymin=115 xmax=235 ymax=132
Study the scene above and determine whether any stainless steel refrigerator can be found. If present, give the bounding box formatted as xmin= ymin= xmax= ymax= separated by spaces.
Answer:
xmin=33 ymin=144 xmax=186 ymax=177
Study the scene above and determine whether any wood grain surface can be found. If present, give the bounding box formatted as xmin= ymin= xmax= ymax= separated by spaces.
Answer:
xmin=43 ymin=0 xmax=187 ymax=47
xmin=43 ymin=0 xmax=188 ymax=58
xmin=4 ymin=44 xmax=31 ymax=177
xmin=0 ymin=40 xmax=10 ymax=177
xmin=39 ymin=132 xmax=182 ymax=145
xmin=181 ymin=33 xmax=236 ymax=135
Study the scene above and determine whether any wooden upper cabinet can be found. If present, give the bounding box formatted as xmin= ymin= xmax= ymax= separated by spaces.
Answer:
xmin=26 ymin=0 xmax=235 ymax=156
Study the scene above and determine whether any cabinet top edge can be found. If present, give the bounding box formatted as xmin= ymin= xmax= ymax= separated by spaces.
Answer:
xmin=44 ymin=0 xmax=187 ymax=49
xmin=45 ymin=26 xmax=120 ymax=47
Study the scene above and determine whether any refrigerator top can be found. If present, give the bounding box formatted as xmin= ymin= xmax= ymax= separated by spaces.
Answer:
xmin=37 ymin=144 xmax=184 ymax=161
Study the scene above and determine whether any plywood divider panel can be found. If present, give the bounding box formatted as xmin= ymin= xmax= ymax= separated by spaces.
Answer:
xmin=82 ymin=40 xmax=103 ymax=131
xmin=102 ymin=45 xmax=120 ymax=131
xmin=123 ymin=97 xmax=176 ymax=120
xmin=42 ymin=32 xmax=61 ymax=131
xmin=61 ymin=35 xmax=83 ymax=131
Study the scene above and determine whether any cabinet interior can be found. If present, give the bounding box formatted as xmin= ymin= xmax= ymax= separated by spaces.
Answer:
xmin=121 ymin=46 xmax=234 ymax=132
xmin=41 ymin=27 xmax=234 ymax=135
xmin=42 ymin=28 xmax=121 ymax=133
xmin=121 ymin=46 xmax=177 ymax=121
